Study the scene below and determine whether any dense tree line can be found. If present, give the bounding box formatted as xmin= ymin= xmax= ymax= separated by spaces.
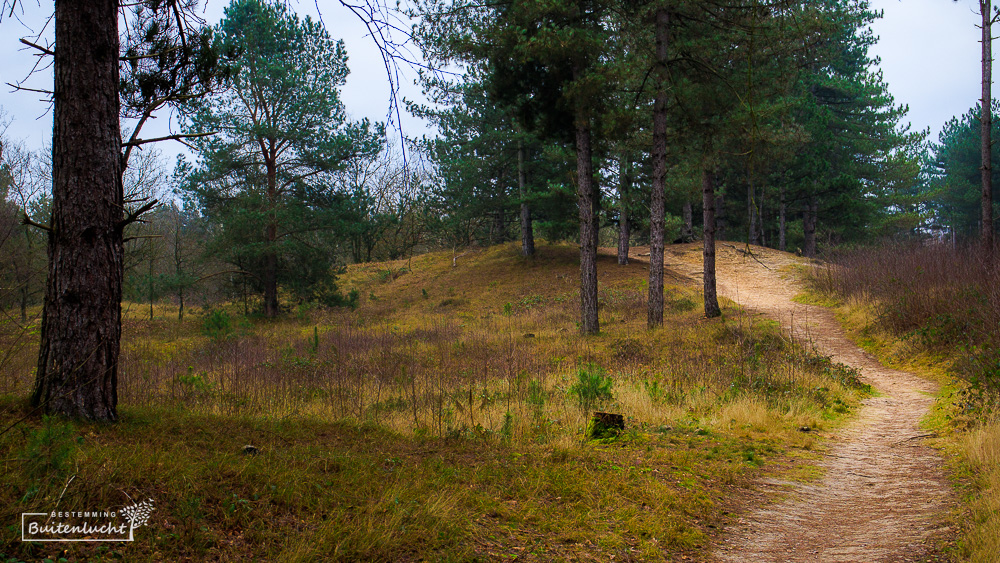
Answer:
xmin=412 ymin=0 xmax=921 ymax=329
xmin=3 ymin=0 xmax=988 ymax=420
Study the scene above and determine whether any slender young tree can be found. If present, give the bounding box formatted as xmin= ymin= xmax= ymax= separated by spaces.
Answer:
xmin=702 ymin=167 xmax=720 ymax=318
xmin=980 ymin=0 xmax=996 ymax=246
xmin=648 ymin=6 xmax=670 ymax=328
xmin=616 ymin=153 xmax=632 ymax=265
xmin=517 ymin=138 xmax=535 ymax=256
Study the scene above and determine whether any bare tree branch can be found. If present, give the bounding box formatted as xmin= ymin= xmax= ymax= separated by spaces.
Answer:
xmin=122 ymin=131 xmax=216 ymax=147
xmin=21 ymin=212 xmax=51 ymax=233
xmin=123 ymin=234 xmax=163 ymax=243
xmin=19 ymin=38 xmax=53 ymax=56
xmin=5 ymin=82 xmax=53 ymax=96
xmin=119 ymin=199 xmax=159 ymax=229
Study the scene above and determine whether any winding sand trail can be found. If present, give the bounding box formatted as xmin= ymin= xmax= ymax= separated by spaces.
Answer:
xmin=657 ymin=243 xmax=956 ymax=563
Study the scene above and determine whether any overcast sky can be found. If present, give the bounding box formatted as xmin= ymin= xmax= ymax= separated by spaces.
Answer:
xmin=0 ymin=0 xmax=432 ymax=162
xmin=0 ymin=0 xmax=994 ymax=163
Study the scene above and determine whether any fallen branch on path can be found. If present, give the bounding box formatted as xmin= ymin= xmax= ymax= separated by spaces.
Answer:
xmin=722 ymin=243 xmax=772 ymax=270
xmin=891 ymin=433 xmax=936 ymax=447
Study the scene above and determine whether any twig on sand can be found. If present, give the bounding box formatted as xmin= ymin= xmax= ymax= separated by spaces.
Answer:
xmin=723 ymin=243 xmax=772 ymax=270
xmin=891 ymin=433 xmax=935 ymax=447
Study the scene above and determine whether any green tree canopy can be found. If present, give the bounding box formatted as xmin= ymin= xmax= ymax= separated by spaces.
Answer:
xmin=179 ymin=0 xmax=383 ymax=316
xmin=925 ymin=101 xmax=1000 ymax=240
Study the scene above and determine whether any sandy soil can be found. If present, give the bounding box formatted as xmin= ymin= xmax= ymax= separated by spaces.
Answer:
xmin=650 ymin=242 xmax=956 ymax=563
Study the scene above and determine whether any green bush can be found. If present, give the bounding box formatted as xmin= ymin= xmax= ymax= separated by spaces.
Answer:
xmin=569 ymin=364 xmax=613 ymax=412
xmin=202 ymin=309 xmax=234 ymax=342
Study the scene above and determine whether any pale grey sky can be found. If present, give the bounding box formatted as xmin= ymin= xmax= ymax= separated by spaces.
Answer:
xmin=0 ymin=0 xmax=994 ymax=160
xmin=870 ymin=0 xmax=988 ymax=143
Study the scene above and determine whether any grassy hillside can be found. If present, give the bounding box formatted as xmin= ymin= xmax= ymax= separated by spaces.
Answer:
xmin=0 ymin=242 xmax=868 ymax=562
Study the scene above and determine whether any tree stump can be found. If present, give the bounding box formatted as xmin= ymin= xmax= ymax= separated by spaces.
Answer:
xmin=588 ymin=412 xmax=625 ymax=439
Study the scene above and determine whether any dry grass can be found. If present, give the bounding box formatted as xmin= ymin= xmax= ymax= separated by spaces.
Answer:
xmin=959 ymin=417 xmax=1000 ymax=563
xmin=806 ymin=241 xmax=1000 ymax=563
xmin=0 ymin=241 xmax=867 ymax=561
xmin=811 ymin=242 xmax=1000 ymax=395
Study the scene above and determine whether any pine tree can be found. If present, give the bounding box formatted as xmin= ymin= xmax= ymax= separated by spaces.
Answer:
xmin=179 ymin=0 xmax=383 ymax=316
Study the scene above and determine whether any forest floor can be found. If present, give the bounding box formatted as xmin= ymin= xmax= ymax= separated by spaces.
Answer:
xmin=652 ymin=242 xmax=956 ymax=562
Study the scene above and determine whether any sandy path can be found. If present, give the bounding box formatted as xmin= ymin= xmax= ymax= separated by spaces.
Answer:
xmin=655 ymin=243 xmax=956 ymax=563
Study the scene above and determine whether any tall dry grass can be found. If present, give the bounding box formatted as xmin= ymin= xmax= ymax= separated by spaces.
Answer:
xmin=0 ymin=243 xmax=864 ymax=447
xmin=960 ymin=416 xmax=1000 ymax=563
xmin=811 ymin=241 xmax=1000 ymax=562
xmin=813 ymin=242 xmax=1000 ymax=400
xmin=109 ymin=302 xmax=850 ymax=444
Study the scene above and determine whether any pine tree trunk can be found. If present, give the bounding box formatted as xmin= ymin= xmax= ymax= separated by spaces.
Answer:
xmin=148 ymin=251 xmax=154 ymax=320
xmin=33 ymin=0 xmax=122 ymax=421
xmin=648 ymin=7 xmax=669 ymax=328
xmin=681 ymin=201 xmax=693 ymax=242
xmin=982 ymin=0 xmax=994 ymax=247
xmin=748 ymin=182 xmax=759 ymax=246
xmin=264 ymin=159 xmax=279 ymax=317
xmin=575 ymin=107 xmax=599 ymax=335
xmin=174 ymin=219 xmax=184 ymax=321
xmin=617 ymin=154 xmax=631 ymax=265
xmin=803 ymin=196 xmax=818 ymax=258
xmin=759 ymin=197 xmax=766 ymax=248
xmin=779 ymin=186 xmax=786 ymax=252
xmin=493 ymin=206 xmax=506 ymax=245
xmin=702 ymin=168 xmax=720 ymax=318
xmin=518 ymin=140 xmax=535 ymax=257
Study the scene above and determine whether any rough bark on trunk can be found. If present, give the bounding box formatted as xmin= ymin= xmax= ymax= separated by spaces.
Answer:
xmin=803 ymin=196 xmax=818 ymax=258
xmin=702 ymin=169 xmax=720 ymax=318
xmin=33 ymin=0 xmax=122 ymax=421
xmin=648 ymin=7 xmax=669 ymax=328
xmin=576 ymin=107 xmax=600 ymax=335
xmin=982 ymin=0 xmax=994 ymax=247
xmin=617 ymin=154 xmax=631 ymax=265
xmin=518 ymin=140 xmax=535 ymax=257
xmin=264 ymin=157 xmax=279 ymax=317
xmin=779 ymin=186 xmax=786 ymax=252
